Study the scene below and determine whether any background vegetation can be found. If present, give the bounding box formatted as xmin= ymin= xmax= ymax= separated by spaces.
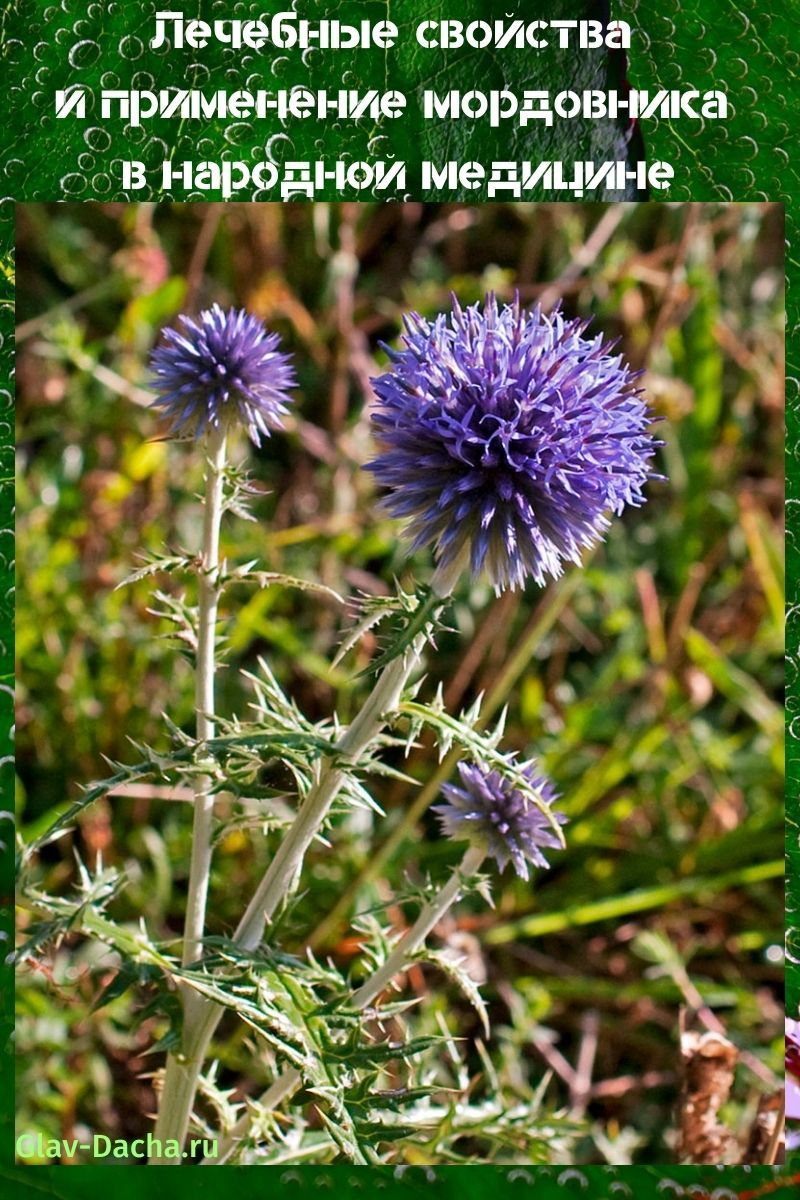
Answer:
xmin=15 ymin=202 xmax=784 ymax=1164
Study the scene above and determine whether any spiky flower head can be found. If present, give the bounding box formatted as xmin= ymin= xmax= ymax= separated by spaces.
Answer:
xmin=433 ymin=760 xmax=566 ymax=880
xmin=149 ymin=304 xmax=296 ymax=443
xmin=367 ymin=293 xmax=657 ymax=594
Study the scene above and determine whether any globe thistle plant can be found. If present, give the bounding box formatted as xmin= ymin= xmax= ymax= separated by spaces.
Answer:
xmin=45 ymin=290 xmax=659 ymax=1167
xmin=368 ymin=293 xmax=657 ymax=595
xmin=434 ymin=760 xmax=566 ymax=881
xmin=149 ymin=303 xmax=296 ymax=443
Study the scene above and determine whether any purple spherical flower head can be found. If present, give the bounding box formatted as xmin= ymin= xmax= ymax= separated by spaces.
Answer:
xmin=149 ymin=304 xmax=296 ymax=443
xmin=367 ymin=293 xmax=657 ymax=594
xmin=433 ymin=760 xmax=566 ymax=881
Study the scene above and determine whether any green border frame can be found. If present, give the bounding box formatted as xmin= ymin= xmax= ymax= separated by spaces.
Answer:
xmin=1 ymin=0 xmax=795 ymax=1192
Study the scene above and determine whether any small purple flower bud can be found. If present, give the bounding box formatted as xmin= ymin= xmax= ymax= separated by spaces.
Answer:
xmin=149 ymin=304 xmax=296 ymax=444
xmin=433 ymin=760 xmax=566 ymax=880
xmin=367 ymin=293 xmax=658 ymax=594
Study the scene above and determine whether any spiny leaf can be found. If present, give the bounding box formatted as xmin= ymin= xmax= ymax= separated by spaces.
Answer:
xmin=116 ymin=550 xmax=196 ymax=588
xmin=24 ymin=728 xmax=337 ymax=857
xmin=358 ymin=588 xmax=448 ymax=678
xmin=223 ymin=568 xmax=343 ymax=605
xmin=343 ymin=1035 xmax=445 ymax=1065
xmin=418 ymin=946 xmax=490 ymax=1038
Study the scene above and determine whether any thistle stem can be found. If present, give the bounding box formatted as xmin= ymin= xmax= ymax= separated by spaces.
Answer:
xmin=153 ymin=598 xmax=441 ymax=1161
xmin=235 ymin=636 xmax=426 ymax=951
xmin=205 ymin=843 xmax=485 ymax=1164
xmin=351 ymin=842 xmax=485 ymax=1008
xmin=185 ymin=427 xmax=227 ymax=970
xmin=150 ymin=426 xmax=226 ymax=1162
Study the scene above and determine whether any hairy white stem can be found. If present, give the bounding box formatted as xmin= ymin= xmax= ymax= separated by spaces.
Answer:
xmin=153 ymin=608 xmax=439 ymax=1162
xmin=236 ymin=638 xmax=425 ymax=950
xmin=351 ymin=843 xmax=485 ymax=1007
xmin=205 ymin=843 xmax=485 ymax=1163
xmin=150 ymin=427 xmax=226 ymax=1163
xmin=185 ymin=427 xmax=227 ymax=970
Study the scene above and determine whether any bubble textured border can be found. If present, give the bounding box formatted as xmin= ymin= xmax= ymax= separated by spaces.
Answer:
xmin=0 ymin=0 xmax=796 ymax=1191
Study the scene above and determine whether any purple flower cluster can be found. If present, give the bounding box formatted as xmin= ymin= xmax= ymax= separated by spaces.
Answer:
xmin=367 ymin=294 xmax=657 ymax=594
xmin=434 ymin=760 xmax=566 ymax=880
xmin=149 ymin=304 xmax=296 ymax=443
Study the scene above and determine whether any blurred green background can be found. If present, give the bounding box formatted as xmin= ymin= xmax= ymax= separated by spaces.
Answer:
xmin=15 ymin=202 xmax=784 ymax=1163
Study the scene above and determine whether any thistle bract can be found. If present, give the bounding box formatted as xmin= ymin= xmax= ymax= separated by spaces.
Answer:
xmin=434 ymin=760 xmax=566 ymax=880
xmin=367 ymin=294 xmax=657 ymax=593
xmin=149 ymin=304 xmax=296 ymax=443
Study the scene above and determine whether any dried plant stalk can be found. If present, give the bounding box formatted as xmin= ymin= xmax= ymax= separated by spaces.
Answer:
xmin=676 ymin=1028 xmax=738 ymax=1164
